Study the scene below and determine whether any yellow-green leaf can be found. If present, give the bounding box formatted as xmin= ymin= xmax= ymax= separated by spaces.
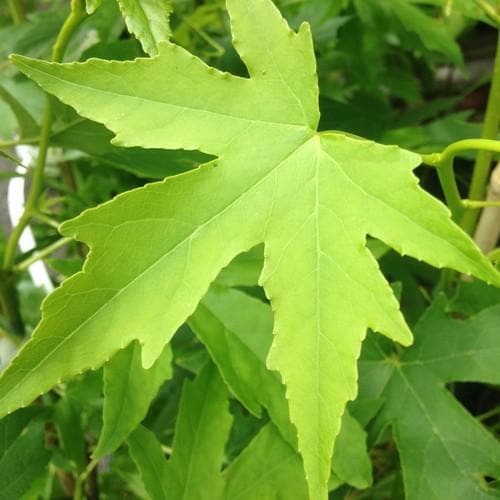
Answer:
xmin=4 ymin=1 xmax=500 ymax=497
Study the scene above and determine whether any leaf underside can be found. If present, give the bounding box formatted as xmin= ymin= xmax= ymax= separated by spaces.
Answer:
xmin=3 ymin=0 xmax=500 ymax=497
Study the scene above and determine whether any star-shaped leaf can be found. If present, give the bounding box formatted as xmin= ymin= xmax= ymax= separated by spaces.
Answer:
xmin=359 ymin=297 xmax=500 ymax=498
xmin=3 ymin=1 xmax=500 ymax=497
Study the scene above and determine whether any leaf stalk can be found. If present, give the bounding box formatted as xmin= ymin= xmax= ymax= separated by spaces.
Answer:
xmin=421 ymin=139 xmax=500 ymax=221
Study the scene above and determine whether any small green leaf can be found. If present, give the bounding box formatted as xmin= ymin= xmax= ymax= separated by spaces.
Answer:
xmin=360 ymin=298 xmax=500 ymax=499
xmin=128 ymin=362 xmax=232 ymax=500
xmin=127 ymin=425 xmax=170 ymax=500
xmin=94 ymin=341 xmax=173 ymax=458
xmin=189 ymin=286 xmax=297 ymax=446
xmin=330 ymin=411 xmax=372 ymax=490
xmin=0 ymin=420 xmax=50 ymax=500
xmin=389 ymin=0 xmax=463 ymax=66
xmin=448 ymin=281 xmax=500 ymax=316
xmin=0 ymin=408 xmax=40 ymax=459
xmin=117 ymin=0 xmax=173 ymax=56
xmin=0 ymin=79 xmax=40 ymax=139
xmin=54 ymin=396 xmax=86 ymax=471
xmin=223 ymin=423 xmax=309 ymax=500
xmin=166 ymin=362 xmax=232 ymax=500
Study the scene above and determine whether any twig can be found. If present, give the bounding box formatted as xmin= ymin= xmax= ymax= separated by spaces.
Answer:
xmin=13 ymin=238 xmax=72 ymax=273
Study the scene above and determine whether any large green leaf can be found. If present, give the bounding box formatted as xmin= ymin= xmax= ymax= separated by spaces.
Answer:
xmin=4 ymin=0 xmax=500 ymax=497
xmin=94 ymin=341 xmax=173 ymax=458
xmin=359 ymin=298 xmax=500 ymax=499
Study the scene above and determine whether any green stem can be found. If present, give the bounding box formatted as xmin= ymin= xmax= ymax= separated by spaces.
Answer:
xmin=13 ymin=238 xmax=72 ymax=273
xmin=179 ymin=15 xmax=225 ymax=56
xmin=2 ymin=0 xmax=86 ymax=271
xmin=73 ymin=459 xmax=98 ymax=500
xmin=478 ymin=405 xmax=500 ymax=422
xmin=0 ymin=137 xmax=38 ymax=149
xmin=462 ymin=199 xmax=500 ymax=208
xmin=0 ymin=148 xmax=32 ymax=170
xmin=7 ymin=0 xmax=24 ymax=25
xmin=460 ymin=31 xmax=500 ymax=234
xmin=0 ymin=0 xmax=86 ymax=335
xmin=474 ymin=0 xmax=500 ymax=25
xmin=2 ymin=103 xmax=52 ymax=271
xmin=32 ymin=212 xmax=61 ymax=229
xmin=421 ymin=139 xmax=500 ymax=221
xmin=0 ymin=273 xmax=24 ymax=337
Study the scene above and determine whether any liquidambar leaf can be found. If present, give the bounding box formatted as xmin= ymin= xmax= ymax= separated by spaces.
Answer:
xmin=4 ymin=0 xmax=500 ymax=497
xmin=359 ymin=298 xmax=500 ymax=499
